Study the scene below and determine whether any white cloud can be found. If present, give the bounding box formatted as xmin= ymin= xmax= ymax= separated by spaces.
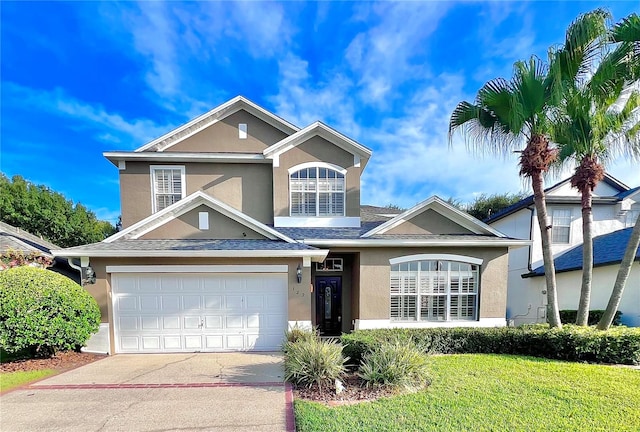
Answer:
xmin=4 ymin=82 xmax=171 ymax=148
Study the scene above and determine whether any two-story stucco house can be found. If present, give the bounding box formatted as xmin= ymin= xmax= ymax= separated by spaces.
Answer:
xmin=54 ymin=96 xmax=528 ymax=354
xmin=486 ymin=174 xmax=640 ymax=326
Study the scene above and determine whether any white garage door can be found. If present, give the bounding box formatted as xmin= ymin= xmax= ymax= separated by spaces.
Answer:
xmin=112 ymin=272 xmax=288 ymax=353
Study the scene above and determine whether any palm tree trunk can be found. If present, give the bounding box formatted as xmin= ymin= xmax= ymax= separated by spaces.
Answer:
xmin=532 ymin=171 xmax=562 ymax=328
xmin=576 ymin=188 xmax=593 ymax=325
xmin=597 ymin=213 xmax=640 ymax=330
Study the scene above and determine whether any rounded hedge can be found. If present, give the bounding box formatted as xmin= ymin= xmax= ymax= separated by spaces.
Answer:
xmin=0 ymin=266 xmax=101 ymax=356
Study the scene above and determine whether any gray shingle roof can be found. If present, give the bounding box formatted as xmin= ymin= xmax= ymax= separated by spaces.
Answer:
xmin=60 ymin=239 xmax=318 ymax=252
xmin=360 ymin=205 xmax=403 ymax=222
xmin=0 ymin=221 xmax=59 ymax=256
xmin=274 ymin=222 xmax=384 ymax=240
xmin=525 ymin=228 xmax=640 ymax=277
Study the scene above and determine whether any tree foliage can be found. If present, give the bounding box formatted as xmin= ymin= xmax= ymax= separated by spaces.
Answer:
xmin=464 ymin=192 xmax=528 ymax=221
xmin=0 ymin=173 xmax=116 ymax=247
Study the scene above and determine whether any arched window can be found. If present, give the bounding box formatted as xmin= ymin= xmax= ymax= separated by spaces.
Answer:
xmin=289 ymin=164 xmax=345 ymax=217
xmin=389 ymin=255 xmax=481 ymax=322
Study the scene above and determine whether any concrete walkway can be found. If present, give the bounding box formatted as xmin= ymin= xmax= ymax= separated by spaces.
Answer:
xmin=1 ymin=353 xmax=294 ymax=432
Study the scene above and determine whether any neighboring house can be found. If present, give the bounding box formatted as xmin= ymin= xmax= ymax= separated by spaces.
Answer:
xmin=0 ymin=221 xmax=80 ymax=283
xmin=52 ymin=96 xmax=528 ymax=354
xmin=486 ymin=175 xmax=640 ymax=325
xmin=523 ymin=228 xmax=640 ymax=327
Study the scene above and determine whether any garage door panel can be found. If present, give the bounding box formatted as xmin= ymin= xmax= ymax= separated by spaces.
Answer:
xmin=184 ymin=335 xmax=203 ymax=349
xmin=113 ymin=272 xmax=288 ymax=353
xmin=226 ymin=315 xmax=243 ymax=329
xmin=163 ymin=316 xmax=180 ymax=330
xmin=204 ymin=315 xmax=223 ymax=329
xmin=162 ymin=296 xmax=181 ymax=312
xmin=119 ymin=316 xmax=138 ymax=331
xmin=164 ymin=336 xmax=181 ymax=349
xmin=204 ymin=295 xmax=223 ymax=310
xmin=139 ymin=278 xmax=158 ymax=292
xmin=142 ymin=316 xmax=160 ymax=330
xmin=118 ymin=296 xmax=137 ymax=311
xmin=226 ymin=295 xmax=243 ymax=309
xmin=160 ymin=277 xmax=180 ymax=291
xmin=142 ymin=336 xmax=161 ymax=350
xmin=183 ymin=295 xmax=201 ymax=310
xmin=140 ymin=296 xmax=159 ymax=311
xmin=226 ymin=335 xmax=244 ymax=349
xmin=205 ymin=335 xmax=224 ymax=349
xmin=184 ymin=316 xmax=201 ymax=329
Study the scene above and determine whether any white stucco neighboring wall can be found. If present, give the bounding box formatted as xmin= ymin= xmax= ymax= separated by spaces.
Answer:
xmin=528 ymin=263 xmax=640 ymax=327
xmin=488 ymin=183 xmax=638 ymax=325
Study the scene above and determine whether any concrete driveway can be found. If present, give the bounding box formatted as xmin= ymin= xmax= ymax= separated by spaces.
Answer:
xmin=1 ymin=353 xmax=294 ymax=432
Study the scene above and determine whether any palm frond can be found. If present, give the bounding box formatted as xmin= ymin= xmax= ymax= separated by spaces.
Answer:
xmin=612 ymin=13 xmax=640 ymax=43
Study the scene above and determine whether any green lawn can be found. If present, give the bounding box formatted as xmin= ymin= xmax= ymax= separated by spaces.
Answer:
xmin=295 ymin=354 xmax=640 ymax=432
xmin=0 ymin=369 xmax=56 ymax=392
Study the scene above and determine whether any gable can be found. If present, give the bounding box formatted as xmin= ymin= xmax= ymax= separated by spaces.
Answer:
xmin=385 ymin=208 xmax=475 ymax=235
xmin=281 ymin=136 xmax=355 ymax=169
xmin=140 ymin=205 xmax=268 ymax=240
xmin=363 ymin=196 xmax=506 ymax=238
xmin=167 ymin=110 xmax=289 ymax=154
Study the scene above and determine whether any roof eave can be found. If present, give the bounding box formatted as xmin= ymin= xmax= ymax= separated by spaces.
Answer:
xmin=52 ymin=249 xmax=330 ymax=261
xmin=103 ymin=152 xmax=269 ymax=166
xmin=300 ymin=239 xmax=531 ymax=248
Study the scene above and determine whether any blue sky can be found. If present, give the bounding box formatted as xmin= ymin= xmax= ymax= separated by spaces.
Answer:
xmin=2 ymin=1 xmax=639 ymax=224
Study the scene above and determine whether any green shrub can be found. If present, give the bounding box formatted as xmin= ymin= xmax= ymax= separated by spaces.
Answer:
xmin=0 ymin=266 xmax=101 ymax=356
xmin=284 ymin=325 xmax=319 ymax=346
xmin=341 ymin=325 xmax=640 ymax=365
xmin=559 ymin=310 xmax=622 ymax=326
xmin=358 ymin=340 xmax=430 ymax=391
xmin=284 ymin=337 xmax=347 ymax=390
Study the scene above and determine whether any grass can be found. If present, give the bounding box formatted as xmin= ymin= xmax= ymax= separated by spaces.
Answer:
xmin=294 ymin=354 xmax=640 ymax=432
xmin=0 ymin=369 xmax=56 ymax=392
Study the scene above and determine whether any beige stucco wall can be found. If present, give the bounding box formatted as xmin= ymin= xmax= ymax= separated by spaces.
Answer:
xmin=273 ymin=136 xmax=362 ymax=217
xmin=387 ymin=209 xmax=474 ymax=235
xmin=140 ymin=205 xmax=267 ymax=240
xmin=356 ymin=247 xmax=509 ymax=320
xmin=88 ymin=256 xmax=312 ymax=353
xmin=119 ymin=162 xmax=273 ymax=228
xmin=166 ymin=110 xmax=289 ymax=153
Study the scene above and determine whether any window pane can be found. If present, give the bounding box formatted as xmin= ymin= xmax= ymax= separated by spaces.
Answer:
xmin=154 ymin=168 xmax=182 ymax=211
xmin=390 ymin=259 xmax=479 ymax=322
xmin=552 ymin=209 xmax=571 ymax=243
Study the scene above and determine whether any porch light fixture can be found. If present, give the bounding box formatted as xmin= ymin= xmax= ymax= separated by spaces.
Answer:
xmin=296 ymin=263 xmax=302 ymax=283
xmin=83 ymin=266 xmax=96 ymax=285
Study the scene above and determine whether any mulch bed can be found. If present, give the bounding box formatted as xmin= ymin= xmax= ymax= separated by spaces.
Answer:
xmin=293 ymin=372 xmax=400 ymax=406
xmin=0 ymin=351 xmax=105 ymax=374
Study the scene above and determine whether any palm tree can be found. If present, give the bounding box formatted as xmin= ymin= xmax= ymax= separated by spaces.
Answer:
xmin=449 ymin=10 xmax=616 ymax=328
xmin=549 ymin=11 xmax=640 ymax=325
xmin=449 ymin=56 xmax=563 ymax=327
xmin=597 ymin=13 xmax=640 ymax=331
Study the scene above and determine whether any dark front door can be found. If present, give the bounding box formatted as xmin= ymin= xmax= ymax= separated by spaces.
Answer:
xmin=315 ymin=276 xmax=342 ymax=335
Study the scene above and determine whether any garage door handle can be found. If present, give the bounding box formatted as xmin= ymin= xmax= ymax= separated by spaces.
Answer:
xmin=199 ymin=320 xmax=204 ymax=328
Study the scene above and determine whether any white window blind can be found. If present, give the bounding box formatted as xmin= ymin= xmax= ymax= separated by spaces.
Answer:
xmin=390 ymin=260 xmax=479 ymax=322
xmin=290 ymin=167 xmax=345 ymax=217
xmin=152 ymin=167 xmax=184 ymax=212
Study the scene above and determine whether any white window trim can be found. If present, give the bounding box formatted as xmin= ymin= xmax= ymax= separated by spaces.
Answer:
xmin=390 ymin=257 xmax=480 ymax=322
xmin=551 ymin=208 xmax=572 ymax=244
xmin=150 ymin=165 xmax=186 ymax=213
xmin=390 ymin=254 xmax=483 ymax=266
xmin=287 ymin=161 xmax=347 ymax=175
xmin=289 ymin=163 xmax=346 ymax=218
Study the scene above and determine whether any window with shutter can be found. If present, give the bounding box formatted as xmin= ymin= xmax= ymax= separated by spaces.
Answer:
xmin=390 ymin=259 xmax=479 ymax=322
xmin=290 ymin=165 xmax=345 ymax=217
xmin=151 ymin=166 xmax=185 ymax=213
